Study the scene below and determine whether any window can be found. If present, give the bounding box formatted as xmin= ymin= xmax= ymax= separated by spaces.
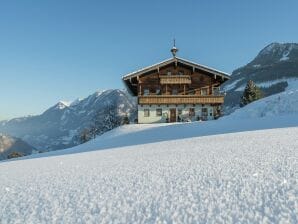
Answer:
xmin=156 ymin=89 xmax=161 ymax=95
xmin=144 ymin=109 xmax=150 ymax=117
xmin=213 ymin=87 xmax=220 ymax=96
xmin=189 ymin=108 xmax=195 ymax=117
xmin=167 ymin=71 xmax=172 ymax=76
xmin=178 ymin=109 xmax=182 ymax=115
xmin=189 ymin=90 xmax=195 ymax=95
xmin=156 ymin=108 xmax=162 ymax=116
xmin=172 ymin=88 xmax=178 ymax=95
xmin=144 ymin=89 xmax=149 ymax=96
xmin=201 ymin=88 xmax=208 ymax=96
xmin=178 ymin=71 xmax=184 ymax=76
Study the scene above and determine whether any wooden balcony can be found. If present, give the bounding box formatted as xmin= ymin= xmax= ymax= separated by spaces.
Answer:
xmin=138 ymin=95 xmax=224 ymax=105
xmin=159 ymin=75 xmax=191 ymax=84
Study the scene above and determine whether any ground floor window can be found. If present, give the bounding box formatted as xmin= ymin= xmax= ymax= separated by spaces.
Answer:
xmin=156 ymin=108 xmax=162 ymax=116
xmin=144 ymin=109 xmax=150 ymax=117
xmin=189 ymin=108 xmax=195 ymax=117
xmin=178 ymin=108 xmax=182 ymax=115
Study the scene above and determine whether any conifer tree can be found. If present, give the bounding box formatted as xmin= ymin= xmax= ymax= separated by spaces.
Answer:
xmin=240 ymin=80 xmax=263 ymax=107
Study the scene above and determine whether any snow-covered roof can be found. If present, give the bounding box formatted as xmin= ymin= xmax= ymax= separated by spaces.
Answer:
xmin=122 ymin=57 xmax=230 ymax=80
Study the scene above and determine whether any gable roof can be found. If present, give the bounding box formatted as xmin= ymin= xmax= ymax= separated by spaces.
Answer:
xmin=122 ymin=57 xmax=230 ymax=80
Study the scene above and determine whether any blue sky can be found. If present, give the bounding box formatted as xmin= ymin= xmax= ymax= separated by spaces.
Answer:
xmin=1 ymin=0 xmax=298 ymax=120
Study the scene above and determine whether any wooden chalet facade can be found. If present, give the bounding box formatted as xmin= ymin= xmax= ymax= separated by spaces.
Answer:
xmin=122 ymin=45 xmax=230 ymax=123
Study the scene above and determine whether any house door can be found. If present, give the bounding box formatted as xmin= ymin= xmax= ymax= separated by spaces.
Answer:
xmin=169 ymin=108 xmax=176 ymax=122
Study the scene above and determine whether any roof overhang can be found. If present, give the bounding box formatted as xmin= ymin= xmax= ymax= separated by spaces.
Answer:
xmin=122 ymin=57 xmax=231 ymax=95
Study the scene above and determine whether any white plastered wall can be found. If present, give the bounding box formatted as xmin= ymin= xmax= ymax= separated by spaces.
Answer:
xmin=138 ymin=104 xmax=214 ymax=124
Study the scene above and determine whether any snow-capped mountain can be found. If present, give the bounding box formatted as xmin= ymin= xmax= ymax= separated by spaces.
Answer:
xmin=0 ymin=133 xmax=35 ymax=160
xmin=0 ymin=89 xmax=136 ymax=152
xmin=222 ymin=42 xmax=298 ymax=114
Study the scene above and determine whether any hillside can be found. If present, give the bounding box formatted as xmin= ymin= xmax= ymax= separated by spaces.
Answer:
xmin=0 ymin=117 xmax=297 ymax=223
xmin=1 ymin=83 xmax=298 ymax=222
xmin=222 ymin=42 xmax=298 ymax=114
xmin=0 ymin=89 xmax=136 ymax=152
xmin=0 ymin=133 xmax=35 ymax=160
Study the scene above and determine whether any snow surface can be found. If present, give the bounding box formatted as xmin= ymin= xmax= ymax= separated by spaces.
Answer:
xmin=0 ymin=122 xmax=298 ymax=223
xmin=1 ymin=83 xmax=298 ymax=223
xmin=230 ymin=79 xmax=298 ymax=119
xmin=280 ymin=51 xmax=290 ymax=61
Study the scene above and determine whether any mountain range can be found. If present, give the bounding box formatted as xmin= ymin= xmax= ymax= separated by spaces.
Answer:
xmin=222 ymin=42 xmax=298 ymax=113
xmin=0 ymin=89 xmax=136 ymax=153
xmin=1 ymin=42 xmax=298 ymax=159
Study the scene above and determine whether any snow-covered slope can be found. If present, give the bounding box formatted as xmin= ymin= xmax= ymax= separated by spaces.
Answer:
xmin=222 ymin=42 xmax=298 ymax=114
xmin=1 ymin=76 xmax=298 ymax=222
xmin=0 ymin=89 xmax=136 ymax=152
xmin=0 ymin=119 xmax=297 ymax=223
xmin=228 ymin=79 xmax=298 ymax=119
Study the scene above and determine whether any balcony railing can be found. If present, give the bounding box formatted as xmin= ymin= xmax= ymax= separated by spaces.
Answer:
xmin=138 ymin=95 xmax=224 ymax=105
xmin=159 ymin=75 xmax=191 ymax=84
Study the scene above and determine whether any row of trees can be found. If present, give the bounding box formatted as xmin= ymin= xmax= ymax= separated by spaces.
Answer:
xmin=79 ymin=105 xmax=130 ymax=144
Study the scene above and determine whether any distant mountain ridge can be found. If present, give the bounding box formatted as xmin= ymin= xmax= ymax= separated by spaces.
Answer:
xmin=0 ymin=89 xmax=137 ymax=152
xmin=222 ymin=42 xmax=298 ymax=113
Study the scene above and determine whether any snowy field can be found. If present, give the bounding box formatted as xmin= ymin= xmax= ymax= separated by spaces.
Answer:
xmin=1 ymin=83 xmax=298 ymax=223
xmin=1 ymin=119 xmax=298 ymax=223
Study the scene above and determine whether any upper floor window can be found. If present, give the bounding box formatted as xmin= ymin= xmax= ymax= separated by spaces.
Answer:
xmin=189 ymin=90 xmax=195 ymax=95
xmin=213 ymin=87 xmax=220 ymax=96
xmin=172 ymin=88 xmax=178 ymax=95
xmin=156 ymin=89 xmax=161 ymax=95
xmin=201 ymin=88 xmax=208 ymax=96
xmin=167 ymin=71 xmax=172 ymax=76
xmin=144 ymin=89 xmax=149 ymax=96
xmin=178 ymin=71 xmax=184 ymax=76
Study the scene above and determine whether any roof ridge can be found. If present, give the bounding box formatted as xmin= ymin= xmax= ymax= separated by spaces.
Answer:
xmin=122 ymin=57 xmax=230 ymax=79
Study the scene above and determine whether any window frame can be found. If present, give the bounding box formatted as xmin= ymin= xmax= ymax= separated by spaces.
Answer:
xmin=144 ymin=89 xmax=150 ymax=96
xmin=144 ymin=109 xmax=150 ymax=117
xmin=172 ymin=88 xmax=178 ymax=95
xmin=189 ymin=108 xmax=195 ymax=117
xmin=156 ymin=108 xmax=162 ymax=117
xmin=201 ymin=87 xmax=208 ymax=96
